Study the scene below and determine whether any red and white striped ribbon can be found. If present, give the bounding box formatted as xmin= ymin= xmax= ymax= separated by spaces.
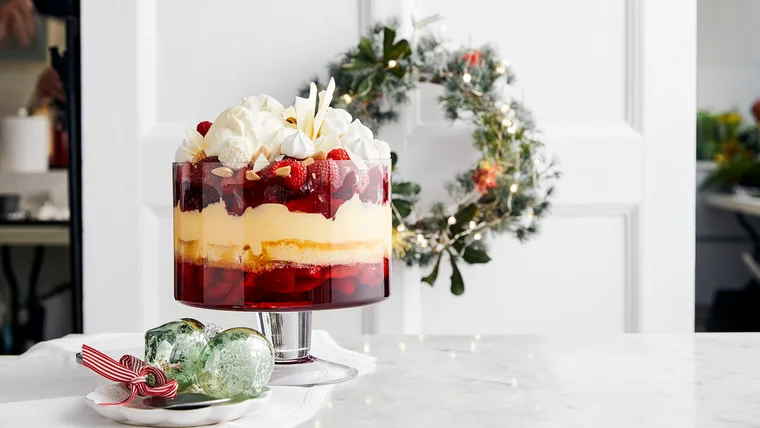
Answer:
xmin=81 ymin=344 xmax=178 ymax=406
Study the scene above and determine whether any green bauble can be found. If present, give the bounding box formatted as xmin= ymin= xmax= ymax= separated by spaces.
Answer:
xmin=144 ymin=318 xmax=207 ymax=391
xmin=196 ymin=327 xmax=274 ymax=399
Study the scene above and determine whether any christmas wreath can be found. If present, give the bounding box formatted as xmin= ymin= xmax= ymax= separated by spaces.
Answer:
xmin=302 ymin=18 xmax=560 ymax=295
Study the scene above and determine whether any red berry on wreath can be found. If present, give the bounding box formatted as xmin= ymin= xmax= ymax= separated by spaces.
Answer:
xmin=752 ymin=99 xmax=760 ymax=123
xmin=196 ymin=121 xmax=212 ymax=137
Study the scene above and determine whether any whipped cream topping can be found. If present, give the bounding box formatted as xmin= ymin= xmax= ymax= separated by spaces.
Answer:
xmin=372 ymin=139 xmax=391 ymax=159
xmin=340 ymin=119 xmax=379 ymax=160
xmin=319 ymin=108 xmax=352 ymax=138
xmin=241 ymin=94 xmax=284 ymax=116
xmin=280 ymin=130 xmax=316 ymax=159
xmin=344 ymin=137 xmax=379 ymax=160
xmin=176 ymin=77 xmax=391 ymax=163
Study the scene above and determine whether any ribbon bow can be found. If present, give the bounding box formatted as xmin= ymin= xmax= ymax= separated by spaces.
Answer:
xmin=81 ymin=344 xmax=178 ymax=406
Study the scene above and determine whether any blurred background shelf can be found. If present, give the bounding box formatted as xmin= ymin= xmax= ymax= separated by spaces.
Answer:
xmin=0 ymin=221 xmax=69 ymax=245
xmin=0 ymin=169 xmax=67 ymax=194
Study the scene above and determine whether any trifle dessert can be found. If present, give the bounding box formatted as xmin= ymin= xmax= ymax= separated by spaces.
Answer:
xmin=173 ymin=79 xmax=391 ymax=311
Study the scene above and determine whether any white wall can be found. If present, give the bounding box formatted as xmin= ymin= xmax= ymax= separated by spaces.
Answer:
xmin=82 ymin=0 xmax=696 ymax=335
xmin=696 ymin=0 xmax=760 ymax=308
xmin=698 ymin=0 xmax=760 ymax=117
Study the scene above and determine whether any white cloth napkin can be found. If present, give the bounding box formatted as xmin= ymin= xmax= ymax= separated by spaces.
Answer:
xmin=0 ymin=330 xmax=375 ymax=427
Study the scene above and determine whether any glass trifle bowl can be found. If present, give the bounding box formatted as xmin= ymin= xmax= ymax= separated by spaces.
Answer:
xmin=173 ymin=158 xmax=390 ymax=311
xmin=172 ymin=78 xmax=392 ymax=385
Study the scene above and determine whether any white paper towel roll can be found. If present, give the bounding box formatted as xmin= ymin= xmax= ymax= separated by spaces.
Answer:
xmin=0 ymin=109 xmax=50 ymax=173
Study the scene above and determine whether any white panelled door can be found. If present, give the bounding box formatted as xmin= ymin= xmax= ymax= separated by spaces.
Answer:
xmin=81 ymin=0 xmax=695 ymax=335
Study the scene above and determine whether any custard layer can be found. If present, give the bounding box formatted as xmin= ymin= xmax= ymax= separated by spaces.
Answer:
xmin=173 ymin=195 xmax=391 ymax=268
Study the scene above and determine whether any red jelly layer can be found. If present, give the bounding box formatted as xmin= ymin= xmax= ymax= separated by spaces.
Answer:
xmin=173 ymin=159 xmax=389 ymax=219
xmin=174 ymin=258 xmax=390 ymax=311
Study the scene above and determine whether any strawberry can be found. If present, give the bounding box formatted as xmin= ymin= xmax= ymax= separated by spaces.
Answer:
xmin=296 ymin=266 xmax=326 ymax=280
xmin=263 ymin=185 xmax=285 ymax=204
xmin=221 ymin=168 xmax=247 ymax=191
xmin=327 ymin=148 xmax=351 ymax=161
xmin=353 ymin=170 xmax=370 ymax=194
xmin=222 ymin=189 xmax=246 ymax=216
xmin=257 ymin=268 xmax=295 ymax=293
xmin=270 ymin=160 xmax=307 ymax=190
xmin=179 ymin=262 xmax=197 ymax=284
xmin=292 ymin=278 xmax=325 ymax=292
xmin=196 ymin=121 xmax=213 ymax=137
xmin=285 ymin=192 xmax=316 ymax=213
xmin=308 ymin=160 xmax=343 ymax=191
xmin=258 ymin=163 xmax=278 ymax=182
xmin=205 ymin=281 xmax=234 ymax=303
xmin=334 ymin=278 xmax=357 ymax=295
xmin=220 ymin=268 xmax=243 ymax=284
xmin=244 ymin=271 xmax=258 ymax=289
xmin=358 ymin=264 xmax=384 ymax=287
xmin=197 ymin=155 xmax=219 ymax=163
xmin=328 ymin=264 xmax=361 ymax=279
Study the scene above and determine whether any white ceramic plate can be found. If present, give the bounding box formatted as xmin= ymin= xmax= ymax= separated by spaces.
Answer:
xmin=85 ymin=384 xmax=272 ymax=427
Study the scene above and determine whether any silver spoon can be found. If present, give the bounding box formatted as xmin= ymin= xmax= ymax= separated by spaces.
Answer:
xmin=142 ymin=394 xmax=231 ymax=410
xmin=75 ymin=352 xmax=230 ymax=410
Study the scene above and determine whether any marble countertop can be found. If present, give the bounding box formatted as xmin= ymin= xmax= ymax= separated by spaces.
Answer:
xmin=314 ymin=334 xmax=760 ymax=428
xmin=1 ymin=333 xmax=758 ymax=427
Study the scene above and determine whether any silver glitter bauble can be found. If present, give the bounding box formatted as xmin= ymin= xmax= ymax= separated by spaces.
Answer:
xmin=144 ymin=318 xmax=207 ymax=391
xmin=196 ymin=327 xmax=274 ymax=399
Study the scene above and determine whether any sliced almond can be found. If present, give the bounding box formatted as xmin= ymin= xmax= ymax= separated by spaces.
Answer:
xmin=275 ymin=165 xmax=292 ymax=177
xmin=211 ymin=166 xmax=233 ymax=178
xmin=313 ymin=150 xmax=327 ymax=160
xmin=245 ymin=170 xmax=261 ymax=181
xmin=260 ymin=145 xmax=272 ymax=159
xmin=192 ymin=150 xmax=207 ymax=163
xmin=250 ymin=147 xmax=264 ymax=163
xmin=302 ymin=157 xmax=315 ymax=167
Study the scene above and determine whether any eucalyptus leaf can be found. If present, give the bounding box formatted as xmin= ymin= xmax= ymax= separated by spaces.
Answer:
xmin=342 ymin=59 xmax=378 ymax=70
xmin=449 ymin=257 xmax=465 ymax=295
xmin=392 ymin=199 xmax=413 ymax=218
xmin=455 ymin=203 xmax=478 ymax=225
xmin=451 ymin=203 xmax=478 ymax=234
xmin=392 ymin=181 xmax=421 ymax=196
xmin=373 ymin=71 xmax=387 ymax=86
xmin=357 ymin=37 xmax=377 ymax=63
xmin=388 ymin=66 xmax=407 ymax=79
xmin=356 ymin=75 xmax=374 ymax=97
xmin=422 ymin=253 xmax=443 ymax=286
xmin=388 ymin=39 xmax=411 ymax=60
xmin=383 ymin=27 xmax=396 ymax=58
xmin=462 ymin=247 xmax=491 ymax=264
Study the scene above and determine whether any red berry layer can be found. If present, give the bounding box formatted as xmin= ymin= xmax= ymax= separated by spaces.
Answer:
xmin=173 ymin=158 xmax=389 ymax=219
xmin=174 ymin=258 xmax=390 ymax=311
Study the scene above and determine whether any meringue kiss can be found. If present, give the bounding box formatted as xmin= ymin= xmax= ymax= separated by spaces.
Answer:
xmin=280 ymin=130 xmax=316 ymax=159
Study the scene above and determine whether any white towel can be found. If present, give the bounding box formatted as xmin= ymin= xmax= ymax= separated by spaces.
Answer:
xmin=0 ymin=330 xmax=375 ymax=427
